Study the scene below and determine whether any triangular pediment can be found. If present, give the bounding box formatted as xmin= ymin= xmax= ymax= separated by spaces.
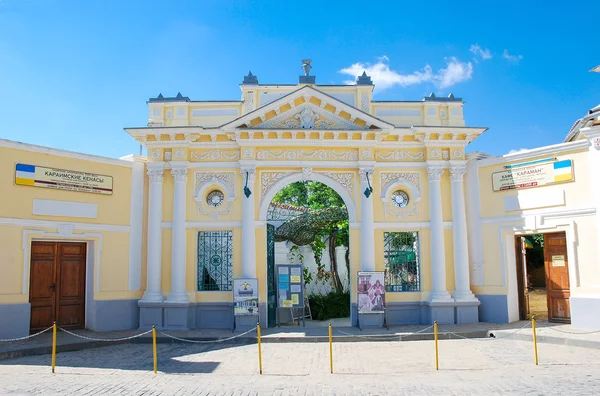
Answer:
xmin=221 ymin=86 xmax=394 ymax=131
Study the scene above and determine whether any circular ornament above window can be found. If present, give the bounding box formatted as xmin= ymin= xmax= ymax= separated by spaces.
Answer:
xmin=391 ymin=190 xmax=409 ymax=208
xmin=207 ymin=190 xmax=225 ymax=207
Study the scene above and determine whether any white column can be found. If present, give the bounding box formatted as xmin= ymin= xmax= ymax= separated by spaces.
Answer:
xmin=359 ymin=166 xmax=375 ymax=271
xmin=427 ymin=165 xmax=452 ymax=301
xmin=241 ymin=166 xmax=256 ymax=278
xmin=465 ymin=155 xmax=484 ymax=286
xmin=141 ymin=164 xmax=165 ymax=302
xmin=450 ymin=164 xmax=477 ymax=301
xmin=167 ymin=164 xmax=189 ymax=302
xmin=127 ymin=157 xmax=145 ymax=291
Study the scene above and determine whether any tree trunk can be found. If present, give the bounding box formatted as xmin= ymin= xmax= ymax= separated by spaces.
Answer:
xmin=329 ymin=229 xmax=343 ymax=293
xmin=345 ymin=247 xmax=350 ymax=289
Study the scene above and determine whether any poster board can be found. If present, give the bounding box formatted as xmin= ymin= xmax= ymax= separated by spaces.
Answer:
xmin=277 ymin=265 xmax=304 ymax=308
xmin=233 ymin=278 xmax=259 ymax=316
xmin=357 ymin=271 xmax=385 ymax=314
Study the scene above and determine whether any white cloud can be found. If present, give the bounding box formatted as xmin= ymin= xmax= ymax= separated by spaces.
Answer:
xmin=508 ymin=148 xmax=529 ymax=154
xmin=436 ymin=57 xmax=473 ymax=88
xmin=503 ymin=49 xmax=523 ymax=63
xmin=339 ymin=56 xmax=473 ymax=91
xmin=469 ymin=44 xmax=492 ymax=60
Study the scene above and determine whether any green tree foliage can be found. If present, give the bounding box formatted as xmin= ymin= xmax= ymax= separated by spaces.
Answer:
xmin=272 ymin=181 xmax=349 ymax=293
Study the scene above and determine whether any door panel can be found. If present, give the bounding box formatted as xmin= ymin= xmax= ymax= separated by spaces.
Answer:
xmin=544 ymin=233 xmax=571 ymax=323
xmin=29 ymin=241 xmax=86 ymax=331
xmin=56 ymin=243 xmax=86 ymax=328
xmin=29 ymin=243 xmax=57 ymax=331
xmin=515 ymin=236 xmax=529 ymax=320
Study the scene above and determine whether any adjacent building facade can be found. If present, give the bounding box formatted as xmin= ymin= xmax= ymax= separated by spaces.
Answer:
xmin=1 ymin=63 xmax=598 ymax=338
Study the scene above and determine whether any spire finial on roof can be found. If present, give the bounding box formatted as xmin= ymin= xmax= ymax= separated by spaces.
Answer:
xmin=242 ymin=70 xmax=259 ymax=85
xmin=357 ymin=71 xmax=373 ymax=85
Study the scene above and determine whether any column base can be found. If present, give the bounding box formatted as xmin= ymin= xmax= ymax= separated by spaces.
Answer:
xmin=452 ymin=290 xmax=478 ymax=302
xmin=140 ymin=291 xmax=164 ymax=303
xmin=166 ymin=292 xmax=190 ymax=303
xmin=454 ymin=300 xmax=481 ymax=324
xmin=424 ymin=301 xmax=455 ymax=324
xmin=429 ymin=291 xmax=453 ymax=303
xmin=138 ymin=301 xmax=164 ymax=329
xmin=164 ymin=303 xmax=194 ymax=330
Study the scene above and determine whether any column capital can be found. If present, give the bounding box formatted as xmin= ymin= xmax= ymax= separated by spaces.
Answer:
xmin=171 ymin=167 xmax=188 ymax=183
xmin=240 ymin=166 xmax=256 ymax=179
xmin=147 ymin=168 xmax=164 ymax=183
xmin=427 ymin=166 xmax=444 ymax=182
xmin=450 ymin=166 xmax=467 ymax=181
xmin=359 ymin=166 xmax=375 ymax=182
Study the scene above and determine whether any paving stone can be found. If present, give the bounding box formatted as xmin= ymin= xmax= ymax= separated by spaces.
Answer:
xmin=1 ymin=338 xmax=600 ymax=395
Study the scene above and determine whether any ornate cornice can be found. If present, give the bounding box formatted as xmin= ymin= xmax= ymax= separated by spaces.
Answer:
xmin=256 ymin=149 xmax=359 ymax=161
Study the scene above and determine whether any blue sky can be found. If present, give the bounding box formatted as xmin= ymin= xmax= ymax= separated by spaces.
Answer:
xmin=1 ymin=0 xmax=598 ymax=158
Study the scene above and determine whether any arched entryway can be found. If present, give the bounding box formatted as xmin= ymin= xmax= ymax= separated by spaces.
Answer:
xmin=259 ymin=173 xmax=357 ymax=328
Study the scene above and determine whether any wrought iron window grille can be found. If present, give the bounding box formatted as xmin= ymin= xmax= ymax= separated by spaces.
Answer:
xmin=197 ymin=230 xmax=233 ymax=291
xmin=383 ymin=231 xmax=420 ymax=292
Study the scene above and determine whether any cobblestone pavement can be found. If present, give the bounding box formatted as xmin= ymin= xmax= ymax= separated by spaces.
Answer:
xmin=1 ymin=338 xmax=600 ymax=395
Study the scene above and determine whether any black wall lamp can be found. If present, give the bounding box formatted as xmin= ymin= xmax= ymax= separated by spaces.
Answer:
xmin=244 ymin=171 xmax=252 ymax=198
xmin=363 ymin=170 xmax=373 ymax=198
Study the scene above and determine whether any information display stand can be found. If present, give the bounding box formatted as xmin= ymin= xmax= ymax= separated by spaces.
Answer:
xmin=233 ymin=278 xmax=259 ymax=330
xmin=276 ymin=264 xmax=305 ymax=327
xmin=357 ymin=271 xmax=386 ymax=329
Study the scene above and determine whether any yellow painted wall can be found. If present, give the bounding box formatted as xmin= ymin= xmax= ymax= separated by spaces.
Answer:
xmin=478 ymin=149 xmax=590 ymax=218
xmin=476 ymin=147 xmax=597 ymax=297
xmin=0 ymin=146 xmax=133 ymax=225
xmin=0 ymin=145 xmax=137 ymax=305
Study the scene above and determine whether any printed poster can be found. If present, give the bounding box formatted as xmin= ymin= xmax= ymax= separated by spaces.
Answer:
xmin=357 ymin=272 xmax=385 ymax=313
xmin=233 ymin=278 xmax=259 ymax=316
xmin=277 ymin=264 xmax=304 ymax=308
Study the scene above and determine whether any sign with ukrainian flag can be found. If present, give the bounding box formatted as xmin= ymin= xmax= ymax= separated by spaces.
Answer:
xmin=492 ymin=159 xmax=574 ymax=192
xmin=15 ymin=163 xmax=113 ymax=195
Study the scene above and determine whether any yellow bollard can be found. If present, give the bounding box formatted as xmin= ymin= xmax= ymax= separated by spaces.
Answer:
xmin=329 ymin=323 xmax=333 ymax=374
xmin=434 ymin=321 xmax=439 ymax=371
xmin=152 ymin=325 xmax=158 ymax=373
xmin=532 ymin=318 xmax=538 ymax=366
xmin=257 ymin=323 xmax=263 ymax=375
xmin=51 ymin=322 xmax=57 ymax=373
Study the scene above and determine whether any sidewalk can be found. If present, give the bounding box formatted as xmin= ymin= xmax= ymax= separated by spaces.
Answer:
xmin=1 ymin=319 xmax=599 ymax=361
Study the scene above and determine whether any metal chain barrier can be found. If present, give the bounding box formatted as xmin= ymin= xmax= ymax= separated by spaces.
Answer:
xmin=536 ymin=324 xmax=600 ymax=335
xmin=157 ymin=326 xmax=258 ymax=344
xmin=0 ymin=326 xmax=54 ymax=342
xmin=58 ymin=327 xmax=153 ymax=342
xmin=334 ymin=324 xmax=435 ymax=341
xmin=440 ymin=321 xmax=533 ymax=342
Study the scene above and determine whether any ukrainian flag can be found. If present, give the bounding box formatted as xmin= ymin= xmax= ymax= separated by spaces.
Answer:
xmin=15 ymin=164 xmax=36 ymax=186
xmin=553 ymin=160 xmax=573 ymax=182
xmin=523 ymin=237 xmax=534 ymax=249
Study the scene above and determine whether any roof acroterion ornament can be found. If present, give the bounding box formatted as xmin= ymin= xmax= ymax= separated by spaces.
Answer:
xmin=299 ymin=59 xmax=316 ymax=84
xmin=301 ymin=59 xmax=312 ymax=76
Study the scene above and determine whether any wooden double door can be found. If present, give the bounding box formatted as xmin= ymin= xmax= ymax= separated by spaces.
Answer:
xmin=29 ymin=241 xmax=87 ymax=332
xmin=516 ymin=232 xmax=571 ymax=323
